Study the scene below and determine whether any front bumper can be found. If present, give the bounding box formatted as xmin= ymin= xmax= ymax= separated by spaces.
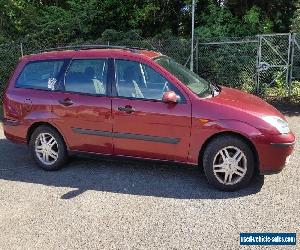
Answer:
xmin=253 ymin=132 xmax=296 ymax=175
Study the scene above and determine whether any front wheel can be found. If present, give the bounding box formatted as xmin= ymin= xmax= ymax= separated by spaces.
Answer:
xmin=203 ymin=135 xmax=255 ymax=191
xmin=29 ymin=126 xmax=68 ymax=171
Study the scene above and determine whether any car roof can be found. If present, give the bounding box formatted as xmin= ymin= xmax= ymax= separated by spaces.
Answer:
xmin=21 ymin=47 xmax=162 ymax=62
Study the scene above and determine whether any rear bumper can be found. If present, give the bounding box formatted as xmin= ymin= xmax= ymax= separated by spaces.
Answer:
xmin=253 ymin=133 xmax=296 ymax=175
xmin=3 ymin=118 xmax=28 ymax=144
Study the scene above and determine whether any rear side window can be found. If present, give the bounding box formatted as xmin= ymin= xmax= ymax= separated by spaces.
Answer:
xmin=16 ymin=60 xmax=64 ymax=90
xmin=64 ymin=59 xmax=108 ymax=95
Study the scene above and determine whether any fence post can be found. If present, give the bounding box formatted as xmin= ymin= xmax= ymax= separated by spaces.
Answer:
xmin=256 ymin=35 xmax=262 ymax=94
xmin=286 ymin=33 xmax=292 ymax=97
xmin=288 ymin=33 xmax=295 ymax=97
xmin=20 ymin=42 xmax=24 ymax=57
xmin=195 ymin=38 xmax=199 ymax=74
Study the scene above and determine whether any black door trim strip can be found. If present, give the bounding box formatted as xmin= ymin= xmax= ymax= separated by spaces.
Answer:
xmin=270 ymin=141 xmax=296 ymax=148
xmin=72 ymin=128 xmax=180 ymax=144
xmin=73 ymin=128 xmax=112 ymax=137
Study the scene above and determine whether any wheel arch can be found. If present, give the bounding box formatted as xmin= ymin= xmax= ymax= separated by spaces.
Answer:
xmin=26 ymin=122 xmax=69 ymax=149
xmin=198 ymin=131 xmax=260 ymax=174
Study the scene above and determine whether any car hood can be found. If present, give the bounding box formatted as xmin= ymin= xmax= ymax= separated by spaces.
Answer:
xmin=197 ymin=86 xmax=288 ymax=135
xmin=211 ymin=86 xmax=284 ymax=119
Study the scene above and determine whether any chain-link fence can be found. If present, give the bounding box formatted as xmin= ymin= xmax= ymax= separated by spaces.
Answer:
xmin=196 ymin=33 xmax=300 ymax=98
xmin=0 ymin=33 xmax=299 ymax=102
xmin=196 ymin=36 xmax=258 ymax=93
xmin=292 ymin=33 xmax=300 ymax=88
xmin=0 ymin=42 xmax=22 ymax=100
xmin=17 ymin=37 xmax=191 ymax=66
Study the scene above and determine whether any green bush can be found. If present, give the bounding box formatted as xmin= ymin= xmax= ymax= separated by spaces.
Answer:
xmin=197 ymin=41 xmax=257 ymax=90
xmin=0 ymin=43 xmax=21 ymax=101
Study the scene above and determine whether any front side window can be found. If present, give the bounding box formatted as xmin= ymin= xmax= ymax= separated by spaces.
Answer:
xmin=65 ymin=59 xmax=108 ymax=95
xmin=115 ymin=59 xmax=183 ymax=101
xmin=16 ymin=60 xmax=64 ymax=90
xmin=155 ymin=56 xmax=211 ymax=97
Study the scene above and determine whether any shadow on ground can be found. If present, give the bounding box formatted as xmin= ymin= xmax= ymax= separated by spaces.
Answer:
xmin=278 ymin=109 xmax=300 ymax=117
xmin=0 ymin=139 xmax=264 ymax=200
xmin=271 ymin=103 xmax=300 ymax=117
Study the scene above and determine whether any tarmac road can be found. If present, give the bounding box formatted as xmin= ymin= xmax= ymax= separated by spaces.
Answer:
xmin=0 ymin=112 xmax=299 ymax=249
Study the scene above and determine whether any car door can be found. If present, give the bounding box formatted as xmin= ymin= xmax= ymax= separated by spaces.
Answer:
xmin=51 ymin=58 xmax=113 ymax=154
xmin=111 ymin=58 xmax=191 ymax=162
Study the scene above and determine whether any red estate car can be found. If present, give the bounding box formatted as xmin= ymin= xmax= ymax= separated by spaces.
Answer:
xmin=2 ymin=45 xmax=296 ymax=191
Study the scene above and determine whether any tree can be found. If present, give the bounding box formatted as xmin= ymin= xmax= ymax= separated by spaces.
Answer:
xmin=0 ymin=0 xmax=298 ymax=44
xmin=293 ymin=1 xmax=300 ymax=32
xmin=194 ymin=1 xmax=273 ymax=38
xmin=0 ymin=0 xmax=37 ymax=41
xmin=225 ymin=0 xmax=296 ymax=33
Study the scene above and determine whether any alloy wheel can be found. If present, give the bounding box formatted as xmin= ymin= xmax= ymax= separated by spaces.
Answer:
xmin=213 ymin=146 xmax=247 ymax=185
xmin=35 ymin=133 xmax=59 ymax=166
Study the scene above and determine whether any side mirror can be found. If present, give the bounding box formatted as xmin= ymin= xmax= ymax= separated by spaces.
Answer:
xmin=162 ymin=91 xmax=179 ymax=104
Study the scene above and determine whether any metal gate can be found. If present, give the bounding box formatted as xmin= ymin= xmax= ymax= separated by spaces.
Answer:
xmin=197 ymin=33 xmax=299 ymax=97
xmin=257 ymin=33 xmax=299 ymax=95
xmin=257 ymin=34 xmax=288 ymax=93
xmin=292 ymin=33 xmax=300 ymax=82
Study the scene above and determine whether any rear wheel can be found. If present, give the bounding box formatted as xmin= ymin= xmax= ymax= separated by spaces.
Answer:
xmin=203 ymin=135 xmax=255 ymax=191
xmin=29 ymin=126 xmax=68 ymax=171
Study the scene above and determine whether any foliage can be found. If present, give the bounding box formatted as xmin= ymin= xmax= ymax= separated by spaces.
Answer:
xmin=266 ymin=81 xmax=300 ymax=97
xmin=195 ymin=3 xmax=275 ymax=38
xmin=195 ymin=2 xmax=241 ymax=38
xmin=0 ymin=0 xmax=298 ymax=41
xmin=0 ymin=43 xmax=20 ymax=102
xmin=243 ymin=6 xmax=273 ymax=34
xmin=293 ymin=1 xmax=300 ymax=32
xmin=226 ymin=0 xmax=296 ymax=32
xmin=101 ymin=29 xmax=143 ymax=42
xmin=197 ymin=41 xmax=257 ymax=91
xmin=0 ymin=0 xmax=36 ymax=40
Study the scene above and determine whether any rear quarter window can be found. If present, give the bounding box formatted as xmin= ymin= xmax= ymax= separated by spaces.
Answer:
xmin=16 ymin=60 xmax=64 ymax=90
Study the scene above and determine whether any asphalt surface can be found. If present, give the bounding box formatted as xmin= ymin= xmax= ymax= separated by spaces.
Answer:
xmin=0 ymin=112 xmax=299 ymax=249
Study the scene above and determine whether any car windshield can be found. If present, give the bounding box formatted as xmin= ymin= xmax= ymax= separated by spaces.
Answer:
xmin=154 ymin=56 xmax=211 ymax=96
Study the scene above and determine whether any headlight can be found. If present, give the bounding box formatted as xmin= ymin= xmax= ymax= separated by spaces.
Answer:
xmin=262 ymin=116 xmax=290 ymax=134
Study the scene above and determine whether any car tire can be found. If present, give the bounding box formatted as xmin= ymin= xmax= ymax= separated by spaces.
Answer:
xmin=29 ymin=125 xmax=68 ymax=171
xmin=203 ymin=135 xmax=255 ymax=191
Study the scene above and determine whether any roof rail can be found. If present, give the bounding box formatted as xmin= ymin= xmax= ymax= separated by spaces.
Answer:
xmin=41 ymin=44 xmax=151 ymax=53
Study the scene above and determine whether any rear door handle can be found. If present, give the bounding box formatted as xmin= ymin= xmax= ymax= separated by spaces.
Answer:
xmin=58 ymin=98 xmax=74 ymax=107
xmin=118 ymin=105 xmax=135 ymax=114
xmin=24 ymin=98 xmax=32 ymax=104
xmin=24 ymin=98 xmax=32 ymax=112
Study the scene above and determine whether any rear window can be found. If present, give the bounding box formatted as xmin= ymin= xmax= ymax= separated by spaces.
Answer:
xmin=16 ymin=60 xmax=64 ymax=90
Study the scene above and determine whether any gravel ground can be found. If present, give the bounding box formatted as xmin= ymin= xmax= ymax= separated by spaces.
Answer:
xmin=0 ymin=113 xmax=299 ymax=250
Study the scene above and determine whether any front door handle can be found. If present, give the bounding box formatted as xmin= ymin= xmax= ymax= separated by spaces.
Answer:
xmin=118 ymin=105 xmax=135 ymax=114
xmin=58 ymin=98 xmax=74 ymax=107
